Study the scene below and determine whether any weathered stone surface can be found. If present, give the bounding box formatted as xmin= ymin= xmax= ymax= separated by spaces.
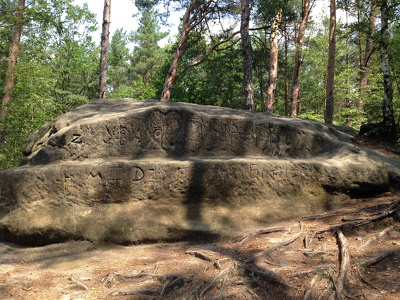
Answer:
xmin=1 ymin=99 xmax=399 ymax=245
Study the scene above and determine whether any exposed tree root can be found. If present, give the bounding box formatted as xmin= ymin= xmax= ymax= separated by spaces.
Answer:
xmin=309 ymin=199 xmax=399 ymax=237
xmin=329 ymin=230 xmax=350 ymax=300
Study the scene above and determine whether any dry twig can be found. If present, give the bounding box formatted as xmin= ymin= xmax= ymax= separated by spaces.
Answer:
xmin=199 ymin=264 xmax=237 ymax=298
xmin=68 ymin=275 xmax=88 ymax=291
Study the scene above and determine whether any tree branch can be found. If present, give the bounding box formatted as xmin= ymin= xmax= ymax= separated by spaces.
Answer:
xmin=176 ymin=30 xmax=241 ymax=77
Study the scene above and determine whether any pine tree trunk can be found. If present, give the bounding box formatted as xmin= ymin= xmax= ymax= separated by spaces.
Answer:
xmin=284 ymin=25 xmax=289 ymax=116
xmin=1 ymin=0 xmax=25 ymax=117
xmin=290 ymin=0 xmax=311 ymax=117
xmin=99 ymin=0 xmax=111 ymax=99
xmin=379 ymin=0 xmax=397 ymax=141
xmin=160 ymin=0 xmax=197 ymax=102
xmin=265 ymin=8 xmax=282 ymax=113
xmin=358 ymin=0 xmax=377 ymax=112
xmin=240 ymin=0 xmax=254 ymax=110
xmin=324 ymin=0 xmax=336 ymax=124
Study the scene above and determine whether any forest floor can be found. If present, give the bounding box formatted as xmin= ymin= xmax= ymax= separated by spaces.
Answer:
xmin=0 ymin=136 xmax=400 ymax=300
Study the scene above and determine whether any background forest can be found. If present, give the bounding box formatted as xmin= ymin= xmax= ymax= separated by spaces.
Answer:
xmin=0 ymin=0 xmax=399 ymax=170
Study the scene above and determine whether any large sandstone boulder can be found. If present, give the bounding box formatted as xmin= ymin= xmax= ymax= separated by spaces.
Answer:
xmin=1 ymin=99 xmax=399 ymax=245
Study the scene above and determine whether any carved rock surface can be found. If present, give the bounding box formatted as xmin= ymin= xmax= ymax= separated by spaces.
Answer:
xmin=1 ymin=99 xmax=399 ymax=245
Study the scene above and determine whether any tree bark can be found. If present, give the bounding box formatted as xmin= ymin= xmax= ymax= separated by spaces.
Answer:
xmin=290 ymin=0 xmax=312 ymax=117
xmin=379 ymin=0 xmax=397 ymax=141
xmin=283 ymin=25 xmax=289 ymax=116
xmin=265 ymin=8 xmax=282 ymax=113
xmin=324 ymin=0 xmax=336 ymax=124
xmin=99 ymin=0 xmax=111 ymax=99
xmin=1 ymin=0 xmax=25 ymax=117
xmin=358 ymin=0 xmax=377 ymax=112
xmin=160 ymin=0 xmax=198 ymax=102
xmin=240 ymin=0 xmax=254 ymax=110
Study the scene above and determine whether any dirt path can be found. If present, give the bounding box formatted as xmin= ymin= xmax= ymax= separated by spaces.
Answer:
xmin=1 ymin=191 xmax=399 ymax=300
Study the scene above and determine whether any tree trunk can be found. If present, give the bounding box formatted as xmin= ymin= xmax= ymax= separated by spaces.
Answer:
xmin=358 ymin=0 xmax=377 ymax=112
xmin=99 ymin=0 xmax=111 ymax=99
xmin=290 ymin=0 xmax=312 ymax=117
xmin=265 ymin=8 xmax=282 ymax=113
xmin=284 ymin=25 xmax=289 ymax=116
xmin=240 ymin=0 xmax=254 ymax=110
xmin=1 ymin=0 xmax=25 ymax=117
xmin=379 ymin=0 xmax=397 ymax=141
xmin=324 ymin=0 xmax=336 ymax=124
xmin=161 ymin=0 xmax=197 ymax=102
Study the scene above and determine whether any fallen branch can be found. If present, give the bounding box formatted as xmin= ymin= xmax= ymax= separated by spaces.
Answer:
xmin=185 ymin=250 xmax=231 ymax=269
xmin=185 ymin=250 xmax=214 ymax=262
xmin=359 ymin=225 xmax=396 ymax=250
xmin=359 ymin=251 xmax=394 ymax=268
xmin=244 ymin=232 xmax=303 ymax=263
xmin=329 ymin=230 xmax=350 ymax=300
xmin=233 ymin=226 xmax=288 ymax=252
xmin=213 ymin=258 xmax=232 ymax=270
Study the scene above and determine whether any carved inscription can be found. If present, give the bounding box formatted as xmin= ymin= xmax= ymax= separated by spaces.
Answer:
xmin=255 ymin=124 xmax=269 ymax=151
xmin=148 ymin=110 xmax=163 ymax=149
xmin=119 ymin=117 xmax=142 ymax=155
xmin=207 ymin=118 xmax=226 ymax=151
xmin=186 ymin=117 xmax=203 ymax=152
xmin=61 ymin=108 xmax=307 ymax=159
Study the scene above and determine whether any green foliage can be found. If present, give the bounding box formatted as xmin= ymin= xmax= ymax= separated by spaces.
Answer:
xmin=297 ymin=111 xmax=324 ymax=123
xmin=108 ymin=28 xmax=131 ymax=92
xmin=130 ymin=7 xmax=168 ymax=85
xmin=0 ymin=0 xmax=98 ymax=170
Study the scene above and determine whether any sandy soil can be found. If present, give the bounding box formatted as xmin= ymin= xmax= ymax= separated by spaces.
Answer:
xmin=1 ymin=136 xmax=399 ymax=300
